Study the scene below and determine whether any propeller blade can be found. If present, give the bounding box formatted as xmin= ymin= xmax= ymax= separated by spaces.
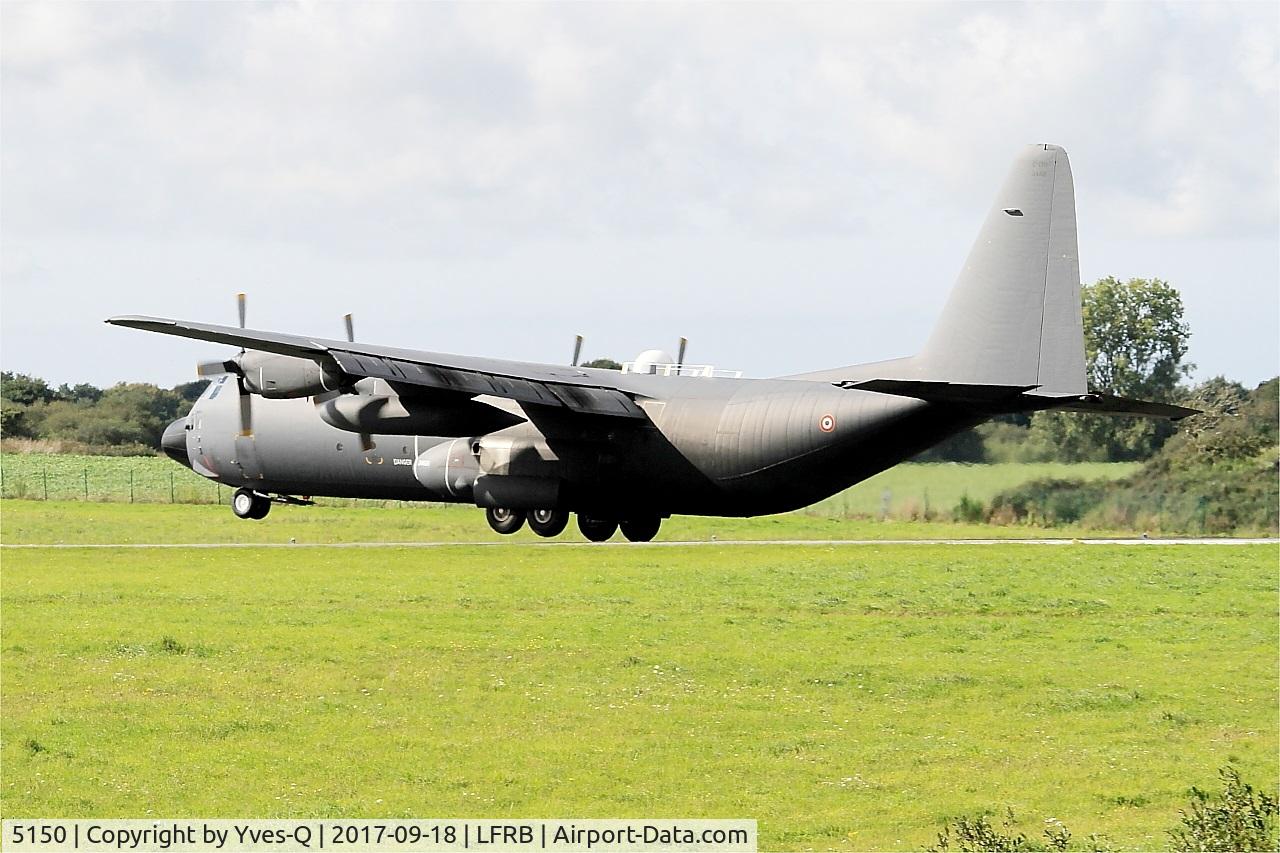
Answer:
xmin=572 ymin=334 xmax=584 ymax=367
xmin=237 ymin=292 xmax=247 ymax=329
xmin=359 ymin=433 xmax=374 ymax=452
xmin=676 ymin=337 xmax=688 ymax=368
xmin=236 ymin=377 xmax=253 ymax=437
xmin=344 ymin=313 xmax=355 ymax=343
xmin=196 ymin=359 xmax=239 ymax=377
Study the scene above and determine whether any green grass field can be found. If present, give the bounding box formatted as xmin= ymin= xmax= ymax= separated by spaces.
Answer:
xmin=0 ymin=452 xmax=1138 ymax=519
xmin=1 ymin=504 xmax=1276 ymax=850
xmin=0 ymin=500 xmax=1144 ymax=545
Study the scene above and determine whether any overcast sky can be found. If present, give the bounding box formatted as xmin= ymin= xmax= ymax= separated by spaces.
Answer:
xmin=2 ymin=1 xmax=1277 ymax=389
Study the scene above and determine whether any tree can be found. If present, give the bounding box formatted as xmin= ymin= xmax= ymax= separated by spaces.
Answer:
xmin=56 ymin=382 xmax=104 ymax=403
xmin=1031 ymin=277 xmax=1194 ymax=461
xmin=581 ymin=358 xmax=622 ymax=370
xmin=0 ymin=372 xmax=56 ymax=406
xmin=1083 ymin=276 xmax=1192 ymax=399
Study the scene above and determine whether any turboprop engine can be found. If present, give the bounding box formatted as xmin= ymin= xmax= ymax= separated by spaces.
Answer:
xmin=236 ymin=352 xmax=344 ymax=399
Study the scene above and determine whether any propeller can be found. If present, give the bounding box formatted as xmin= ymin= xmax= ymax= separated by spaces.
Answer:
xmin=341 ymin=312 xmax=374 ymax=452
xmin=676 ymin=337 xmax=688 ymax=371
xmin=195 ymin=293 xmax=254 ymax=436
xmin=572 ymin=334 xmax=584 ymax=367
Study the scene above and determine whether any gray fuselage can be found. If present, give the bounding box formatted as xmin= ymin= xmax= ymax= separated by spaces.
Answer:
xmin=171 ymin=372 xmax=977 ymax=519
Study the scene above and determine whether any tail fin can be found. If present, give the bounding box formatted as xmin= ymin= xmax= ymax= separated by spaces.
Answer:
xmin=916 ymin=143 xmax=1086 ymax=396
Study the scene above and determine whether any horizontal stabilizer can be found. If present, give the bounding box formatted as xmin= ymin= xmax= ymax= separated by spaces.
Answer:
xmin=1044 ymin=393 xmax=1200 ymax=421
xmin=838 ymin=379 xmax=1037 ymax=405
xmin=842 ymin=378 xmax=1199 ymax=421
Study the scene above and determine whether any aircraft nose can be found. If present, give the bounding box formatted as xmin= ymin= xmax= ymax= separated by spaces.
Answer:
xmin=161 ymin=417 xmax=191 ymax=468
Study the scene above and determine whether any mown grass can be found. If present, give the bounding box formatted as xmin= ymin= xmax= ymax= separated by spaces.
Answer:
xmin=0 ymin=500 xmax=1150 ymax=546
xmin=1 ymin=540 xmax=1275 ymax=850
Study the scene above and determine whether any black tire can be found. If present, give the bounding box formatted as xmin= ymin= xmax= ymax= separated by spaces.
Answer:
xmin=577 ymin=516 xmax=618 ymax=542
xmin=486 ymin=507 xmax=526 ymax=535
xmin=620 ymin=517 xmax=661 ymax=542
xmin=528 ymin=508 xmax=569 ymax=538
xmin=232 ymin=488 xmax=266 ymax=520
xmin=248 ymin=495 xmax=271 ymax=519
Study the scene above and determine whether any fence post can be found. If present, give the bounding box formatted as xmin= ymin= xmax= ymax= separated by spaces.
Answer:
xmin=83 ymin=468 xmax=89 ymax=501
xmin=170 ymin=470 xmax=175 ymax=504
xmin=43 ymin=469 xmax=49 ymax=501
xmin=129 ymin=469 xmax=134 ymax=503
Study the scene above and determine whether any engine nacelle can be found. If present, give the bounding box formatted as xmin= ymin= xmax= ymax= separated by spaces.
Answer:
xmin=318 ymin=394 xmax=523 ymax=437
xmin=239 ymin=352 xmax=343 ymax=399
xmin=413 ymin=435 xmax=562 ymax=508
xmin=413 ymin=438 xmax=480 ymax=500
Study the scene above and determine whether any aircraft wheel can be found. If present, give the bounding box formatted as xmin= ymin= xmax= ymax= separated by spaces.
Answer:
xmin=528 ymin=508 xmax=569 ymax=538
xmin=232 ymin=488 xmax=270 ymax=520
xmin=620 ymin=517 xmax=661 ymax=542
xmin=577 ymin=516 xmax=618 ymax=542
xmin=486 ymin=507 xmax=526 ymax=535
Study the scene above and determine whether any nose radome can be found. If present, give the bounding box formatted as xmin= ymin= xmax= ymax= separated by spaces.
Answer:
xmin=161 ymin=417 xmax=191 ymax=468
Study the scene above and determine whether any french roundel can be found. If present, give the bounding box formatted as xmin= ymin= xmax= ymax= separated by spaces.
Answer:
xmin=819 ymin=413 xmax=836 ymax=433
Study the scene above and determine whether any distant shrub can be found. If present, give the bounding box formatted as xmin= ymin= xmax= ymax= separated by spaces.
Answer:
xmin=925 ymin=767 xmax=1275 ymax=852
xmin=953 ymin=494 xmax=986 ymax=523
xmin=1168 ymin=766 xmax=1278 ymax=852
xmin=929 ymin=809 xmax=1071 ymax=852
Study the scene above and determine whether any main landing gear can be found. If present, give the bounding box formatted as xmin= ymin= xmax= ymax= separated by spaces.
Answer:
xmin=231 ymin=488 xmax=271 ymax=520
xmin=528 ymin=508 xmax=569 ymax=538
xmin=485 ymin=507 xmax=526 ymax=534
xmin=484 ymin=507 xmax=662 ymax=542
xmin=578 ymin=515 xmax=661 ymax=542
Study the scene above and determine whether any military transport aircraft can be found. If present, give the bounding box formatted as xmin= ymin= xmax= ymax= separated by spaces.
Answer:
xmin=108 ymin=144 xmax=1195 ymax=542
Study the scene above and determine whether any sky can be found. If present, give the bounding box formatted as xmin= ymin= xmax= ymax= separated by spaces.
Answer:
xmin=2 ymin=1 xmax=1277 ymax=389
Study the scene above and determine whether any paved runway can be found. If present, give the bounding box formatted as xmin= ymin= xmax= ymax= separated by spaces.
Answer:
xmin=3 ymin=538 xmax=1276 ymax=549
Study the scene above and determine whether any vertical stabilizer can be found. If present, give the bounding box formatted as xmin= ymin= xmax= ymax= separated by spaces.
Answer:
xmin=916 ymin=144 xmax=1086 ymax=395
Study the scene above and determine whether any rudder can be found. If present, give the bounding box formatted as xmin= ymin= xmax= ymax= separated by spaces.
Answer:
xmin=916 ymin=144 xmax=1086 ymax=396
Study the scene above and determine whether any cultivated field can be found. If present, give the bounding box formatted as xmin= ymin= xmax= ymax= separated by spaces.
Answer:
xmin=0 ymin=452 xmax=1138 ymax=518
xmin=1 ymin=502 xmax=1276 ymax=850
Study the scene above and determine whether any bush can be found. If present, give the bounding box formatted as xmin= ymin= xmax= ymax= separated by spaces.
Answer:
xmin=953 ymin=494 xmax=986 ymax=523
xmin=1168 ymin=766 xmax=1279 ymax=852
xmin=925 ymin=767 xmax=1274 ymax=852
xmin=929 ymin=809 xmax=1072 ymax=852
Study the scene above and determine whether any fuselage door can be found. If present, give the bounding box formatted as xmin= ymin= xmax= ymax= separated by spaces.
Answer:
xmin=233 ymin=435 xmax=265 ymax=480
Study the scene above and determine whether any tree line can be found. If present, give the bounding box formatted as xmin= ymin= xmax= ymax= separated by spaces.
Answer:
xmin=1 ymin=277 xmax=1269 ymax=464
xmin=1 ymin=375 xmax=208 ymax=454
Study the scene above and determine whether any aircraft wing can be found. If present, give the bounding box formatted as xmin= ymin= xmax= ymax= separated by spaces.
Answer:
xmin=106 ymin=316 xmax=647 ymax=419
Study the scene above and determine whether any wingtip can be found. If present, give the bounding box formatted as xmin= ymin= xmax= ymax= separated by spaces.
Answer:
xmin=105 ymin=315 xmax=177 ymax=328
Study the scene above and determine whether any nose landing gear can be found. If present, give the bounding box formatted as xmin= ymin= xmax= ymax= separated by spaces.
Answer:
xmin=231 ymin=488 xmax=271 ymax=520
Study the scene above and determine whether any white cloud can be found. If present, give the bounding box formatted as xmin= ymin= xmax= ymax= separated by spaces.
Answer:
xmin=1 ymin=1 xmax=1276 ymax=386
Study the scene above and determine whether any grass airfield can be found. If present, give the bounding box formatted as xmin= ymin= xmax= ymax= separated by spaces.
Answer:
xmin=1 ymin=501 xmax=1276 ymax=850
